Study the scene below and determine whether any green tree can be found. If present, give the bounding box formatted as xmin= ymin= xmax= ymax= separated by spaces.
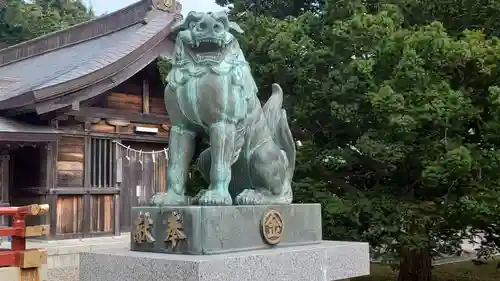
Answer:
xmin=0 ymin=0 xmax=93 ymax=45
xmin=216 ymin=0 xmax=326 ymax=18
xmin=222 ymin=0 xmax=500 ymax=37
xmin=228 ymin=1 xmax=500 ymax=281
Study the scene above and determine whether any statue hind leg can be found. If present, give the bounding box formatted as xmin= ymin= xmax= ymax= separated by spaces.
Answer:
xmin=235 ymin=140 xmax=293 ymax=205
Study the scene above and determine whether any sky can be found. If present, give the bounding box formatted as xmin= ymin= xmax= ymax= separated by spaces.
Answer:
xmin=88 ymin=0 xmax=227 ymax=16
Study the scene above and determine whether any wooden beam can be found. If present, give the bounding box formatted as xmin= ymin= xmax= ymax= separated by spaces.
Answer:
xmin=39 ymin=106 xmax=73 ymax=121
xmin=142 ymin=79 xmax=150 ymax=114
xmin=0 ymin=133 xmax=62 ymax=142
xmin=24 ymin=225 xmax=50 ymax=237
xmin=71 ymin=101 xmax=80 ymax=111
xmin=67 ymin=107 xmax=170 ymax=125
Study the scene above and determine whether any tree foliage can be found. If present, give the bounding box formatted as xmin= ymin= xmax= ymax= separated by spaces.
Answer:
xmin=216 ymin=0 xmax=326 ymax=18
xmin=226 ymin=0 xmax=500 ymax=280
xmin=0 ymin=0 xmax=93 ymax=45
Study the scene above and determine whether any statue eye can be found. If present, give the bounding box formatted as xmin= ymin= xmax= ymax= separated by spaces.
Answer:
xmin=188 ymin=21 xmax=196 ymax=29
xmin=217 ymin=19 xmax=227 ymax=29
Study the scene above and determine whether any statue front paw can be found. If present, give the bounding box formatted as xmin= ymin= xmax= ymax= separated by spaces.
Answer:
xmin=148 ymin=190 xmax=187 ymax=206
xmin=235 ymin=189 xmax=292 ymax=205
xmin=195 ymin=188 xmax=232 ymax=205
xmin=235 ymin=189 xmax=266 ymax=205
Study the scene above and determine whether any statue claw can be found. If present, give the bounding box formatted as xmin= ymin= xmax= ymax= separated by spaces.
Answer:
xmin=235 ymin=189 xmax=291 ymax=205
xmin=235 ymin=189 xmax=265 ymax=205
xmin=148 ymin=191 xmax=187 ymax=206
xmin=195 ymin=189 xmax=232 ymax=206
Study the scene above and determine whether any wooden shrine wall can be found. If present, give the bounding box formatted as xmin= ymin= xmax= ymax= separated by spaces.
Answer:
xmin=96 ymin=72 xmax=167 ymax=115
xmin=54 ymin=136 xmax=114 ymax=238
xmin=55 ymin=195 xmax=83 ymax=235
xmin=57 ymin=137 xmax=84 ymax=187
xmin=48 ymin=62 xmax=169 ymax=239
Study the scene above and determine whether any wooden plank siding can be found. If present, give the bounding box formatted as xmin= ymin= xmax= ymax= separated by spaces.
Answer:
xmin=95 ymin=91 xmax=167 ymax=115
xmin=52 ymin=136 xmax=116 ymax=238
xmin=89 ymin=195 xmax=113 ymax=233
xmin=101 ymin=92 xmax=143 ymax=112
xmin=57 ymin=137 xmax=85 ymax=188
xmin=56 ymin=196 xmax=84 ymax=234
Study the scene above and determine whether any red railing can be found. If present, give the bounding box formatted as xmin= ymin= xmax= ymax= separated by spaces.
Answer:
xmin=0 ymin=204 xmax=49 ymax=273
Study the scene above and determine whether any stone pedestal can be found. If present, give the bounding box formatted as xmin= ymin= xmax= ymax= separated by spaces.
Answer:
xmin=80 ymin=241 xmax=370 ymax=281
xmin=131 ymin=204 xmax=322 ymax=255
xmin=85 ymin=204 xmax=371 ymax=281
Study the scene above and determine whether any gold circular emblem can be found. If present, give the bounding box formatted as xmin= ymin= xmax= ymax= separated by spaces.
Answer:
xmin=261 ymin=209 xmax=284 ymax=245
xmin=152 ymin=0 xmax=176 ymax=12
xmin=163 ymin=0 xmax=173 ymax=8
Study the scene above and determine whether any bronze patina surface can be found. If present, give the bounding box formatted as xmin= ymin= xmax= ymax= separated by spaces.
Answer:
xmin=150 ymin=11 xmax=296 ymax=206
xmin=130 ymin=204 xmax=321 ymax=255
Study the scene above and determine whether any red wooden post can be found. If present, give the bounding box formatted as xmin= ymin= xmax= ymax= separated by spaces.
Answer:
xmin=0 ymin=204 xmax=50 ymax=281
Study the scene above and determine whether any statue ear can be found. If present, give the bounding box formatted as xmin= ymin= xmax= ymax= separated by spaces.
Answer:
xmin=171 ymin=11 xmax=201 ymax=35
xmin=171 ymin=21 xmax=187 ymax=35
xmin=229 ymin=22 xmax=244 ymax=34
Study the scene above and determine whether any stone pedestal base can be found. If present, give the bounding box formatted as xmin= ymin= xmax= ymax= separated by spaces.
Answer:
xmin=80 ymin=241 xmax=370 ymax=281
xmin=131 ymin=204 xmax=322 ymax=255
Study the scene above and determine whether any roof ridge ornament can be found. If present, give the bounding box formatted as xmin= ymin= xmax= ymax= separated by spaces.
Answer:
xmin=151 ymin=0 xmax=182 ymax=14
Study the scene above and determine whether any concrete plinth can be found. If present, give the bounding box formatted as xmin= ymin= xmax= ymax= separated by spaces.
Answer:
xmin=80 ymin=241 xmax=370 ymax=281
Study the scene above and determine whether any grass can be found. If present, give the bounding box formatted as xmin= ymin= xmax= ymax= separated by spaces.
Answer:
xmin=353 ymin=259 xmax=500 ymax=281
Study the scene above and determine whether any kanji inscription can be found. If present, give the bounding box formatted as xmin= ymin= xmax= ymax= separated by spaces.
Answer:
xmin=132 ymin=212 xmax=156 ymax=244
xmin=164 ymin=211 xmax=187 ymax=249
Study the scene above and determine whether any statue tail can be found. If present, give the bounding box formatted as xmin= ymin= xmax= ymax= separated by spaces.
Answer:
xmin=262 ymin=84 xmax=296 ymax=183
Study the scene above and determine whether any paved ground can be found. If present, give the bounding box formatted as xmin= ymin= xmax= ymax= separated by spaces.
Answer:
xmin=1 ymin=234 xmax=129 ymax=281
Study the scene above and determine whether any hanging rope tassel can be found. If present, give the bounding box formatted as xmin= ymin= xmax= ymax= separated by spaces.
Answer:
xmin=139 ymin=150 xmax=143 ymax=169
xmin=126 ymin=146 xmax=131 ymax=161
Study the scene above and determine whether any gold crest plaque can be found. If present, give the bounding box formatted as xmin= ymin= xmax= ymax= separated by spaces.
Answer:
xmin=261 ymin=209 xmax=284 ymax=245
xmin=152 ymin=0 xmax=179 ymax=12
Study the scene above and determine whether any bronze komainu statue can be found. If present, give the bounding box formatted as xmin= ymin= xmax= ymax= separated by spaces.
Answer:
xmin=150 ymin=11 xmax=296 ymax=205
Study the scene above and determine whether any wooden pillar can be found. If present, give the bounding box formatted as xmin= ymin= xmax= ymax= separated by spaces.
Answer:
xmin=83 ymin=126 xmax=91 ymax=236
xmin=113 ymin=139 xmax=122 ymax=236
xmin=142 ymin=78 xmax=150 ymax=114
xmin=0 ymin=153 xmax=9 ymax=227
xmin=45 ymin=142 xmax=58 ymax=237
xmin=0 ymin=152 xmax=10 ymax=204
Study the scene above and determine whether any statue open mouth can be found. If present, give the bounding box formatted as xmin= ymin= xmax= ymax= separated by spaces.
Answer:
xmin=191 ymin=38 xmax=226 ymax=53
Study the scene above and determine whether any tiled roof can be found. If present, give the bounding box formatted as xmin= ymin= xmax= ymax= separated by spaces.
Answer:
xmin=0 ymin=0 xmax=181 ymax=111
xmin=0 ymin=0 xmax=152 ymax=66
xmin=0 ymin=24 xmax=144 ymax=106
